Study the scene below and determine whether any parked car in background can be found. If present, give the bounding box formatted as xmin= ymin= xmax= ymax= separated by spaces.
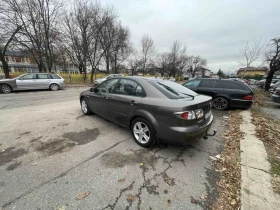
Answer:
xmin=94 ymin=74 xmax=124 ymax=85
xmin=248 ymin=79 xmax=257 ymax=85
xmin=168 ymin=77 xmax=176 ymax=82
xmin=0 ymin=73 xmax=65 ymax=93
xmin=269 ymin=80 xmax=280 ymax=93
xmin=256 ymin=79 xmax=266 ymax=88
xmin=182 ymin=78 xmax=253 ymax=110
xmin=272 ymin=87 xmax=280 ymax=104
xmin=80 ymin=77 xmax=213 ymax=147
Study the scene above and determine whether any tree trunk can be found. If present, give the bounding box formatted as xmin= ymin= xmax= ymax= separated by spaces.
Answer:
xmin=0 ymin=50 xmax=9 ymax=79
xmin=106 ymin=54 xmax=110 ymax=74
xmin=90 ymin=67 xmax=95 ymax=83
xmin=265 ymin=69 xmax=275 ymax=91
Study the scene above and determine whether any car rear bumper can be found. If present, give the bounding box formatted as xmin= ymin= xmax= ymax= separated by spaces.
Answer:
xmin=59 ymin=83 xmax=66 ymax=89
xmin=272 ymin=94 xmax=280 ymax=104
xmin=158 ymin=114 xmax=214 ymax=145
xmin=230 ymin=99 xmax=253 ymax=109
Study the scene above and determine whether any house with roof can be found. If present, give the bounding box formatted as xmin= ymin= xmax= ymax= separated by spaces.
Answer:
xmin=237 ymin=67 xmax=268 ymax=78
xmin=0 ymin=50 xmax=79 ymax=75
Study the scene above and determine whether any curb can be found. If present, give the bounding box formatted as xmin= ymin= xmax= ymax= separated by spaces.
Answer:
xmin=240 ymin=110 xmax=280 ymax=210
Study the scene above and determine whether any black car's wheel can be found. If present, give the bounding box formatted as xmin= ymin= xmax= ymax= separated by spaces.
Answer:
xmin=212 ymin=97 xmax=229 ymax=110
xmin=0 ymin=84 xmax=12 ymax=94
xmin=50 ymin=83 xmax=59 ymax=91
xmin=80 ymin=98 xmax=92 ymax=115
xmin=131 ymin=117 xmax=155 ymax=147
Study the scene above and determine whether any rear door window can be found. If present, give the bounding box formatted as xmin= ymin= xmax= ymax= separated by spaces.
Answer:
xmin=199 ymin=80 xmax=215 ymax=88
xmin=51 ymin=74 xmax=62 ymax=79
xmin=221 ymin=81 xmax=244 ymax=90
xmin=184 ymin=80 xmax=200 ymax=88
xmin=37 ymin=74 xmax=51 ymax=79
xmin=214 ymin=81 xmax=222 ymax=88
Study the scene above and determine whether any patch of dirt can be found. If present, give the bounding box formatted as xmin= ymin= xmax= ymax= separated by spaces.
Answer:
xmin=35 ymin=139 xmax=75 ymax=155
xmin=62 ymin=128 xmax=100 ymax=145
xmin=0 ymin=147 xmax=28 ymax=166
xmin=146 ymin=185 xmax=159 ymax=195
xmin=162 ymin=172 xmax=175 ymax=186
xmin=6 ymin=161 xmax=22 ymax=171
xmin=253 ymin=88 xmax=270 ymax=107
xmin=30 ymin=136 xmax=43 ymax=143
xmin=100 ymin=149 xmax=157 ymax=169
xmin=251 ymin=107 xmax=280 ymax=194
xmin=211 ymin=110 xmax=243 ymax=210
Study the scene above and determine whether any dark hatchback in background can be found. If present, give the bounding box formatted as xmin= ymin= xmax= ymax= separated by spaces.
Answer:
xmin=80 ymin=77 xmax=214 ymax=147
xmin=182 ymin=78 xmax=254 ymax=110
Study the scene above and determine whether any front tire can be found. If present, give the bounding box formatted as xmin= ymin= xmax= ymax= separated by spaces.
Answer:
xmin=131 ymin=117 xmax=155 ymax=147
xmin=50 ymin=83 xmax=59 ymax=91
xmin=81 ymin=98 xmax=92 ymax=115
xmin=0 ymin=84 xmax=12 ymax=94
xmin=212 ymin=97 xmax=229 ymax=110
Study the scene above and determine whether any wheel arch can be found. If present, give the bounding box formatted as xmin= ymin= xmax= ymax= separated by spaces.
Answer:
xmin=49 ymin=83 xmax=60 ymax=89
xmin=0 ymin=83 xmax=13 ymax=92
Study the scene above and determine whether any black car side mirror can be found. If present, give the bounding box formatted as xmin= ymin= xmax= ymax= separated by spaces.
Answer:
xmin=90 ymin=87 xmax=96 ymax=92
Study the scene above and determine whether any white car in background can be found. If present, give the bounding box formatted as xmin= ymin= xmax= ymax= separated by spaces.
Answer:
xmin=94 ymin=74 xmax=124 ymax=85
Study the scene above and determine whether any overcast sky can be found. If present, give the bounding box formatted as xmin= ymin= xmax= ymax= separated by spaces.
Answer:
xmin=102 ymin=0 xmax=280 ymax=73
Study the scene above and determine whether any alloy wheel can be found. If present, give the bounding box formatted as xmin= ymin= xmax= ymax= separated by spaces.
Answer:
xmin=81 ymin=100 xmax=88 ymax=113
xmin=1 ymin=84 xmax=12 ymax=93
xmin=133 ymin=122 xmax=150 ymax=144
xmin=50 ymin=84 xmax=59 ymax=91
xmin=213 ymin=97 xmax=228 ymax=110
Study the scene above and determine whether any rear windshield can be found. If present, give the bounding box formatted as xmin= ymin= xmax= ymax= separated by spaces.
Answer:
xmin=50 ymin=74 xmax=62 ymax=79
xmin=148 ymin=80 xmax=198 ymax=99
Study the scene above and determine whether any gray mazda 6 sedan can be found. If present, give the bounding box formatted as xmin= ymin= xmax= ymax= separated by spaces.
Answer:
xmin=0 ymin=73 xmax=66 ymax=93
xmin=79 ymin=77 xmax=214 ymax=147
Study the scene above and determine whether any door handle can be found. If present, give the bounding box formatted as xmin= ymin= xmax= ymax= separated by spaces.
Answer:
xmin=212 ymin=90 xmax=218 ymax=92
xmin=103 ymin=96 xmax=108 ymax=99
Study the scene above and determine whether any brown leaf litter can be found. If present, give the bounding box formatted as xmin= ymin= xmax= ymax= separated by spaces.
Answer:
xmin=211 ymin=110 xmax=243 ymax=210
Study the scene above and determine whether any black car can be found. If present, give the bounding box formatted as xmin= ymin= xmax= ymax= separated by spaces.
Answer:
xmin=80 ymin=77 xmax=214 ymax=147
xmin=182 ymin=78 xmax=253 ymax=110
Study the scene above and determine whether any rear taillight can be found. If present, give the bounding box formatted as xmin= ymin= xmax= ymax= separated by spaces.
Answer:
xmin=174 ymin=109 xmax=204 ymax=120
xmin=276 ymin=90 xmax=280 ymax=96
xmin=243 ymin=95 xmax=253 ymax=100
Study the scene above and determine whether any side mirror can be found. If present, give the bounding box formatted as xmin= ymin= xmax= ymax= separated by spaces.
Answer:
xmin=90 ymin=87 xmax=96 ymax=92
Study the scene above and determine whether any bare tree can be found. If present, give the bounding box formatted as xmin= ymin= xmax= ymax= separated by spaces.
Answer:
xmin=187 ymin=56 xmax=207 ymax=78
xmin=128 ymin=49 xmax=141 ymax=75
xmin=3 ymin=0 xmax=63 ymax=72
xmin=110 ymin=24 xmax=131 ymax=73
xmin=0 ymin=1 xmax=22 ymax=78
xmin=140 ymin=35 xmax=155 ymax=75
xmin=265 ymin=38 xmax=280 ymax=90
xmin=169 ymin=40 xmax=187 ymax=77
xmin=63 ymin=0 xmax=95 ymax=77
xmin=238 ymin=39 xmax=266 ymax=75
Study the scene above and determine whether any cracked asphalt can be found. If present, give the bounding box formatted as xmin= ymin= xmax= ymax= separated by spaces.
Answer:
xmin=0 ymin=88 xmax=227 ymax=210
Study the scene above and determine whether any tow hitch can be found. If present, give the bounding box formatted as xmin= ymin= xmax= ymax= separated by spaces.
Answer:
xmin=203 ymin=129 xmax=217 ymax=140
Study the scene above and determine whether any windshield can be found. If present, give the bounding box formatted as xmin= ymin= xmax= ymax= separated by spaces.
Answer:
xmin=14 ymin=74 xmax=26 ymax=79
xmin=149 ymin=80 xmax=198 ymax=99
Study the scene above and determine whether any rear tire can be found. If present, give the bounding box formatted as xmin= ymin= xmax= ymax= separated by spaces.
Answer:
xmin=131 ymin=117 xmax=156 ymax=147
xmin=80 ymin=98 xmax=92 ymax=115
xmin=0 ymin=84 xmax=12 ymax=93
xmin=212 ymin=97 xmax=229 ymax=110
xmin=50 ymin=83 xmax=59 ymax=91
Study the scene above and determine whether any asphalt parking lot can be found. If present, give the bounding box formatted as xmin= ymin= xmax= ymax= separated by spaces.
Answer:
xmin=0 ymin=88 xmax=226 ymax=210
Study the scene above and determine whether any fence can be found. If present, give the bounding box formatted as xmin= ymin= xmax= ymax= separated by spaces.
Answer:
xmin=9 ymin=72 xmax=184 ymax=84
